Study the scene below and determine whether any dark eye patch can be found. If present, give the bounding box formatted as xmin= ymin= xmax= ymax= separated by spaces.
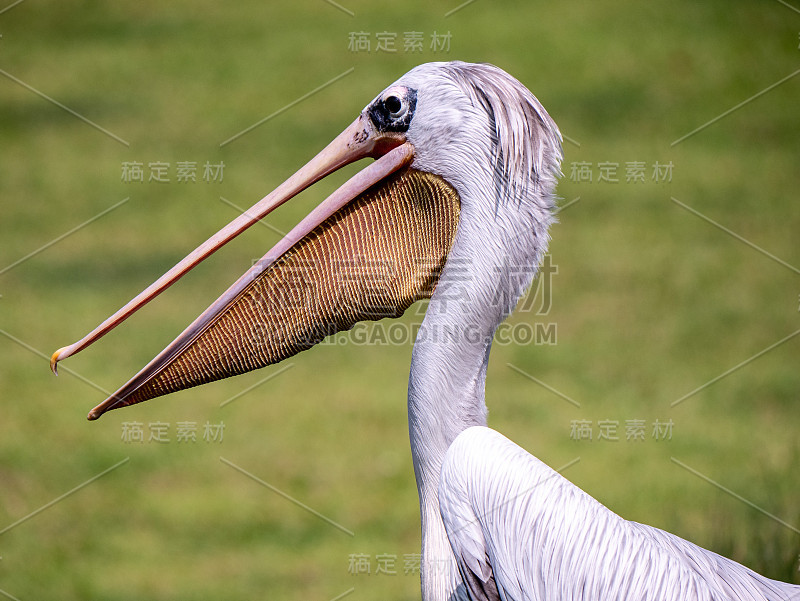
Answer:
xmin=368 ymin=88 xmax=417 ymax=133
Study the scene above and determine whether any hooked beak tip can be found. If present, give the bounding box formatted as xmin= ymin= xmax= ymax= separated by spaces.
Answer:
xmin=50 ymin=349 xmax=64 ymax=375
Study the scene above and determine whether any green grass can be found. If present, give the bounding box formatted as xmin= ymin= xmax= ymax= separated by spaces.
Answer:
xmin=2 ymin=1 xmax=799 ymax=599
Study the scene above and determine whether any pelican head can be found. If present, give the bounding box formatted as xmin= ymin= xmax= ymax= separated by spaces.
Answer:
xmin=389 ymin=62 xmax=561 ymax=207
xmin=51 ymin=61 xmax=562 ymax=420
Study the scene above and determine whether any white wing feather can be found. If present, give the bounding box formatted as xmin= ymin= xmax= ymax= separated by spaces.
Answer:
xmin=439 ymin=426 xmax=800 ymax=601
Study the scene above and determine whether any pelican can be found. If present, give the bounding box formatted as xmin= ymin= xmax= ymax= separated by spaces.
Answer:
xmin=52 ymin=62 xmax=799 ymax=601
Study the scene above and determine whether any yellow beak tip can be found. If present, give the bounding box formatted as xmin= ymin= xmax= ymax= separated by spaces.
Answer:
xmin=50 ymin=349 xmax=63 ymax=375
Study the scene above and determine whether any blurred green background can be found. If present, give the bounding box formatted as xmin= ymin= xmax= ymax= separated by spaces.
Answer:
xmin=1 ymin=1 xmax=798 ymax=599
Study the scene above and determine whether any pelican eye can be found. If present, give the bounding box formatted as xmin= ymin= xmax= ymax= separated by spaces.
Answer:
xmin=385 ymin=95 xmax=403 ymax=116
xmin=368 ymin=87 xmax=417 ymax=133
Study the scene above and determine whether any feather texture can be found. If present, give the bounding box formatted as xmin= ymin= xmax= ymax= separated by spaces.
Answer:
xmin=440 ymin=62 xmax=562 ymax=206
xmin=440 ymin=427 xmax=800 ymax=601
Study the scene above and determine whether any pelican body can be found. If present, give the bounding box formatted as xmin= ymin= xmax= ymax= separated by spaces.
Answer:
xmin=52 ymin=62 xmax=799 ymax=601
xmin=441 ymin=427 xmax=799 ymax=601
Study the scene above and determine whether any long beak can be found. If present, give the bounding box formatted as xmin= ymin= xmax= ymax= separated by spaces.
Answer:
xmin=50 ymin=112 xmax=461 ymax=420
xmin=51 ymin=115 xmax=404 ymax=372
